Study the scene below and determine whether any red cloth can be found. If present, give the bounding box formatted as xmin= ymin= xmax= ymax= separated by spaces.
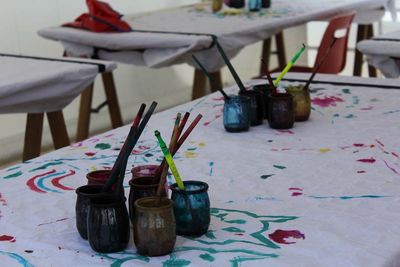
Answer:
xmin=63 ymin=0 xmax=131 ymax=32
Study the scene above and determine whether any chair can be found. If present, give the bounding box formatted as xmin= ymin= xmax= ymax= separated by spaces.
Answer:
xmin=271 ymin=12 xmax=355 ymax=74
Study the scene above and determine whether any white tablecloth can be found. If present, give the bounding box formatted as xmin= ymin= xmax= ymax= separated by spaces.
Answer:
xmin=0 ymin=55 xmax=117 ymax=113
xmin=39 ymin=0 xmax=394 ymax=72
xmin=357 ymin=30 xmax=400 ymax=78
xmin=1 ymin=74 xmax=400 ymax=266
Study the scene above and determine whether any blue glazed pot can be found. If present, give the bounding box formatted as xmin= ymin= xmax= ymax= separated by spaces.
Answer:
xmin=170 ymin=181 xmax=210 ymax=237
xmin=223 ymin=95 xmax=250 ymax=132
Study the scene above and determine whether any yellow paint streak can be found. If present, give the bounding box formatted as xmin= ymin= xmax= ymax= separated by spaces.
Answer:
xmin=184 ymin=151 xmax=198 ymax=158
xmin=198 ymin=142 xmax=206 ymax=147
xmin=319 ymin=148 xmax=331 ymax=153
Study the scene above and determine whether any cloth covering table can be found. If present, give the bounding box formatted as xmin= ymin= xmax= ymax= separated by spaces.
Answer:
xmin=0 ymin=54 xmax=117 ymax=160
xmin=1 ymin=73 xmax=400 ymax=266
xmin=357 ymin=30 xmax=400 ymax=78
xmin=39 ymin=0 xmax=395 ymax=72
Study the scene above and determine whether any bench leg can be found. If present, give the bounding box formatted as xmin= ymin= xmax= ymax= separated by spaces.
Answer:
xmin=47 ymin=111 xmax=70 ymax=149
xmin=260 ymin=37 xmax=272 ymax=75
xmin=192 ymin=69 xmax=207 ymax=100
xmin=23 ymin=113 xmax=44 ymax=161
xmin=275 ymin=32 xmax=287 ymax=69
xmin=209 ymin=71 xmax=222 ymax=93
xmin=76 ymin=83 xmax=94 ymax=141
xmin=101 ymin=72 xmax=123 ymax=129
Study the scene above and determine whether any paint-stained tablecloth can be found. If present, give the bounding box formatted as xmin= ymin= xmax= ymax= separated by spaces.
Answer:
xmin=0 ymin=55 xmax=116 ymax=113
xmin=39 ymin=0 xmax=395 ymax=72
xmin=357 ymin=30 xmax=400 ymax=78
xmin=1 ymin=74 xmax=400 ymax=266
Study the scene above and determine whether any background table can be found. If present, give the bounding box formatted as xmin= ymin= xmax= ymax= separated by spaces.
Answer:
xmin=0 ymin=54 xmax=116 ymax=160
xmin=39 ymin=0 xmax=395 ymax=98
xmin=357 ymin=30 xmax=400 ymax=78
xmin=1 ymin=73 xmax=400 ymax=266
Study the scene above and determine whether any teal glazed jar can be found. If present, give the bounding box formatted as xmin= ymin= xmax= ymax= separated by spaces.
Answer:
xmin=170 ymin=181 xmax=210 ymax=236
xmin=223 ymin=95 xmax=250 ymax=132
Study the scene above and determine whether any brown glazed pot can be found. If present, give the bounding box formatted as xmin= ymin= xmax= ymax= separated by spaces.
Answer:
xmin=133 ymin=197 xmax=176 ymax=257
xmin=268 ymin=93 xmax=295 ymax=129
xmin=286 ymin=86 xmax=311 ymax=122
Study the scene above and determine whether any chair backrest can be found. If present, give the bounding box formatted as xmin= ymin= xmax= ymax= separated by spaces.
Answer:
xmin=314 ymin=12 xmax=355 ymax=74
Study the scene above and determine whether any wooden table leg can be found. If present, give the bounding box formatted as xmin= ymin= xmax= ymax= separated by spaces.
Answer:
xmin=275 ymin=32 xmax=287 ymax=69
xmin=47 ymin=111 xmax=70 ymax=149
xmin=101 ymin=72 xmax=123 ymax=129
xmin=260 ymin=37 xmax=272 ymax=76
xmin=76 ymin=83 xmax=94 ymax=141
xmin=23 ymin=113 xmax=44 ymax=161
xmin=353 ymin=24 xmax=368 ymax=76
xmin=209 ymin=71 xmax=222 ymax=93
xmin=192 ymin=69 xmax=207 ymax=100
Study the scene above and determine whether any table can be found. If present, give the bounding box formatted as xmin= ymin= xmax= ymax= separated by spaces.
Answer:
xmin=1 ymin=73 xmax=400 ymax=266
xmin=0 ymin=54 xmax=117 ymax=160
xmin=38 ymin=0 xmax=395 ymax=99
xmin=357 ymin=30 xmax=400 ymax=78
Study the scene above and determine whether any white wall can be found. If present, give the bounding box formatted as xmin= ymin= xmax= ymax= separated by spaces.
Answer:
xmin=0 ymin=0 xmax=306 ymax=165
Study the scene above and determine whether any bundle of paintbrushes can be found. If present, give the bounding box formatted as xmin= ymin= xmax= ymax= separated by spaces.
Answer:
xmin=101 ymin=101 xmax=158 ymax=197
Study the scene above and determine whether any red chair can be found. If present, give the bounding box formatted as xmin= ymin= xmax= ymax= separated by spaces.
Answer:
xmin=274 ymin=12 xmax=355 ymax=74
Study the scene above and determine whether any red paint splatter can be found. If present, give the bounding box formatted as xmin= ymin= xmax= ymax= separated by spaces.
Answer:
xmin=203 ymin=114 xmax=222 ymax=126
xmin=357 ymin=158 xmax=376 ymax=163
xmin=104 ymin=134 xmax=114 ymax=138
xmin=85 ymin=152 xmax=96 ymax=157
xmin=71 ymin=142 xmax=83 ymax=147
xmin=0 ymin=193 xmax=7 ymax=206
xmin=291 ymin=192 xmax=303 ymax=196
xmin=38 ymin=217 xmax=69 ymax=227
xmin=392 ymin=152 xmax=399 ymax=158
xmin=234 ymin=233 xmax=244 ymax=236
xmin=51 ymin=170 xmax=76 ymax=191
xmin=0 ymin=235 xmax=16 ymax=242
xmin=311 ymin=96 xmax=344 ymax=107
xmin=132 ymin=145 xmax=151 ymax=154
xmin=277 ymin=130 xmax=295 ymax=135
xmin=383 ymin=160 xmax=400 ymax=175
xmin=376 ymin=139 xmax=385 ymax=147
xmin=269 ymin=230 xmax=305 ymax=244
xmin=353 ymin=143 xmax=364 ymax=147
xmin=357 ymin=171 xmax=366 ymax=173
xmin=360 ymin=106 xmax=373 ymax=110
xmin=289 ymin=188 xmax=303 ymax=191
xmin=26 ymin=169 xmax=57 ymax=193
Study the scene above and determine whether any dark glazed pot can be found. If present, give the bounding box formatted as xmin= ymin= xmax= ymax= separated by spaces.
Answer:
xmin=134 ymin=197 xmax=176 ymax=257
xmin=128 ymin=176 xmax=167 ymax=222
xmin=223 ymin=95 xmax=251 ymax=132
xmin=75 ymin=184 xmax=107 ymax=239
xmin=171 ymin=181 xmax=210 ymax=237
xmin=268 ymin=93 xmax=295 ymax=129
xmin=286 ymin=86 xmax=311 ymax=122
xmin=253 ymin=84 xmax=272 ymax=119
xmin=87 ymin=196 xmax=130 ymax=253
xmin=131 ymin=164 xmax=159 ymax=180
xmin=239 ymin=89 xmax=265 ymax=126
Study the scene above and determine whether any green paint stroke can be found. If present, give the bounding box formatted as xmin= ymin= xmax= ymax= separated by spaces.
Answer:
xmin=223 ymin=227 xmax=245 ymax=233
xmin=95 ymin=143 xmax=111 ymax=150
xmin=260 ymin=174 xmax=275 ymax=180
xmin=4 ymin=171 xmax=22 ymax=179
xmin=231 ymin=256 xmax=274 ymax=267
xmin=6 ymin=166 xmax=20 ymax=171
xmin=205 ymin=230 xmax=217 ymax=239
xmin=163 ymin=258 xmax=191 ymax=267
xmin=30 ymin=161 xmax=63 ymax=172
xmin=98 ymin=251 xmax=149 ymax=267
xmin=273 ymin=165 xmax=286 ymax=170
xmin=345 ymin=114 xmax=355 ymax=119
xmin=342 ymin=88 xmax=351 ymax=94
xmin=199 ymin=253 xmax=215 ymax=262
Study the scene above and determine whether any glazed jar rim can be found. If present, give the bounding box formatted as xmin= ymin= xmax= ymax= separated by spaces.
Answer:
xmin=170 ymin=180 xmax=209 ymax=194
xmin=76 ymin=184 xmax=108 ymax=198
xmin=90 ymin=196 xmax=126 ymax=207
xmin=129 ymin=176 xmax=159 ymax=187
xmin=131 ymin=164 xmax=159 ymax=174
xmin=239 ymin=89 xmax=261 ymax=96
xmin=226 ymin=95 xmax=250 ymax=101
xmin=269 ymin=93 xmax=292 ymax=99
xmin=86 ymin=169 xmax=111 ymax=180
xmin=134 ymin=196 xmax=173 ymax=211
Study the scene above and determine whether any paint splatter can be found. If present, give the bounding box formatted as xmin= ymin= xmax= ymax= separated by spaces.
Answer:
xmin=26 ymin=169 xmax=57 ymax=193
xmin=360 ymin=106 xmax=373 ymax=111
xmin=199 ymin=253 xmax=215 ymax=262
xmin=24 ymin=250 xmax=33 ymax=253
xmin=289 ymin=188 xmax=303 ymax=196
xmin=353 ymin=143 xmax=364 ymax=147
xmin=383 ymin=160 xmax=399 ymax=175
xmin=345 ymin=114 xmax=355 ymax=119
xmin=309 ymin=195 xmax=388 ymax=200
xmin=85 ymin=152 xmax=96 ymax=157
xmin=184 ymin=151 xmax=198 ymax=158
xmin=311 ymin=96 xmax=344 ymax=107
xmin=37 ymin=217 xmax=68 ymax=227
xmin=269 ymin=230 xmax=305 ymax=244
xmin=357 ymin=158 xmax=376 ymax=163
xmin=0 ymin=251 xmax=34 ymax=267
xmin=209 ymin=161 xmax=214 ymax=176
xmin=30 ymin=161 xmax=63 ymax=171
xmin=277 ymin=129 xmax=294 ymax=135
xmin=3 ymin=171 xmax=22 ymax=179
xmin=260 ymin=174 xmax=274 ymax=180
xmin=291 ymin=192 xmax=302 ymax=196
xmin=342 ymin=88 xmax=351 ymax=94
xmin=222 ymin=227 xmax=245 ymax=233
xmin=273 ymin=165 xmax=286 ymax=170
xmin=0 ymin=235 xmax=16 ymax=242
xmin=162 ymin=258 xmax=191 ymax=267
xmin=51 ymin=170 xmax=76 ymax=191
xmin=357 ymin=170 xmax=366 ymax=174
xmin=319 ymin=148 xmax=331 ymax=153
xmin=95 ymin=143 xmax=111 ymax=150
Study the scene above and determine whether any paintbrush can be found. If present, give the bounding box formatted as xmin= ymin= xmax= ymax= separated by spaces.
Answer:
xmin=261 ymin=58 xmax=278 ymax=95
xmin=274 ymin=44 xmax=306 ymax=87
xmin=192 ymin=55 xmax=230 ymax=100
xmin=303 ymin=38 xmax=338 ymax=91
xmin=212 ymin=36 xmax=246 ymax=93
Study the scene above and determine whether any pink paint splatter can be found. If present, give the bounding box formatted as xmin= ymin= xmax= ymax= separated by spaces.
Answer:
xmin=392 ymin=152 xmax=399 ymax=158
xmin=203 ymin=114 xmax=222 ymax=126
xmin=277 ymin=130 xmax=295 ymax=135
xmin=383 ymin=160 xmax=400 ymax=175
xmin=291 ymin=192 xmax=303 ymax=196
xmin=212 ymin=96 xmax=225 ymax=101
xmin=311 ymin=96 xmax=344 ymax=107
xmin=360 ymin=106 xmax=373 ymax=111
xmin=353 ymin=143 xmax=364 ymax=147
xmin=71 ymin=142 xmax=83 ymax=148
xmin=85 ymin=152 xmax=96 ymax=157
xmin=0 ymin=193 xmax=7 ymax=207
xmin=38 ymin=218 xmax=69 ymax=227
xmin=357 ymin=158 xmax=376 ymax=163
xmin=289 ymin=188 xmax=303 ymax=191
xmin=0 ymin=235 xmax=16 ymax=242
xmin=357 ymin=171 xmax=366 ymax=174
xmin=269 ymin=230 xmax=305 ymax=244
